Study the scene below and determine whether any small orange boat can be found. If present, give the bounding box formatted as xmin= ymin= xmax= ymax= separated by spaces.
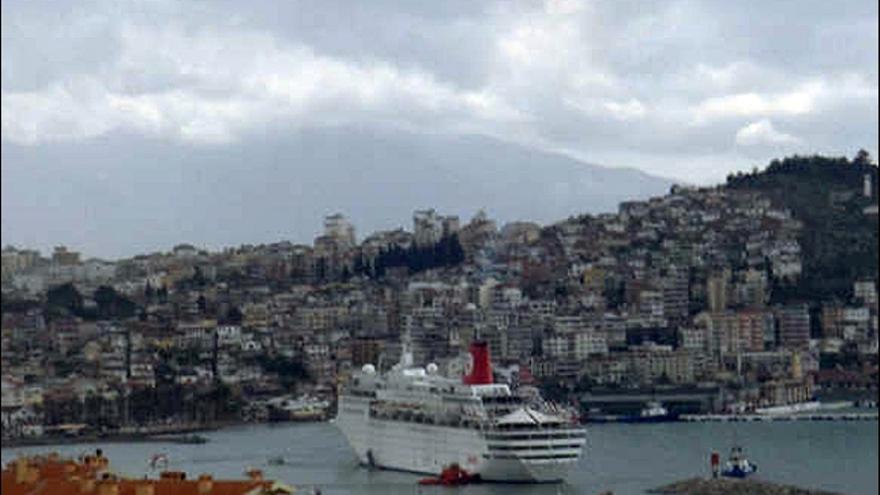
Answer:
xmin=418 ymin=463 xmax=481 ymax=486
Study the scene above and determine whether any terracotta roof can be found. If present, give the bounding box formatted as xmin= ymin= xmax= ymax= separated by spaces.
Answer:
xmin=1 ymin=454 xmax=290 ymax=495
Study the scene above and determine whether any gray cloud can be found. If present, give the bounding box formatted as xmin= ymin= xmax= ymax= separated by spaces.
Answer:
xmin=1 ymin=0 xmax=877 ymax=256
xmin=3 ymin=0 xmax=877 ymax=175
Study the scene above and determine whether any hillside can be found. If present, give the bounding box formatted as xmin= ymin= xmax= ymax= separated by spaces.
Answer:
xmin=726 ymin=151 xmax=879 ymax=302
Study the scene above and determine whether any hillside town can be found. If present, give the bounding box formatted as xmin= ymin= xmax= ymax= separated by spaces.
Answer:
xmin=2 ymin=158 xmax=878 ymax=443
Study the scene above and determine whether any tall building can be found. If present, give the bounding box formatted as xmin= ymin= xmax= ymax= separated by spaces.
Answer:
xmin=662 ymin=266 xmax=689 ymax=322
xmin=413 ymin=209 xmax=443 ymax=246
xmin=705 ymin=310 xmax=775 ymax=354
xmin=854 ymin=280 xmax=877 ymax=306
xmin=442 ymin=215 xmax=460 ymax=237
xmin=51 ymin=246 xmax=80 ymax=266
xmin=413 ymin=209 xmax=459 ymax=246
xmin=732 ymin=269 xmax=768 ymax=308
xmin=821 ymin=303 xmax=845 ymax=340
xmin=639 ymin=289 xmax=664 ymax=318
xmin=707 ymin=269 xmax=730 ymax=313
xmin=777 ymin=304 xmax=810 ymax=351
xmin=323 ymin=213 xmax=356 ymax=248
xmin=736 ymin=310 xmax=772 ymax=352
xmin=1 ymin=248 xmax=40 ymax=279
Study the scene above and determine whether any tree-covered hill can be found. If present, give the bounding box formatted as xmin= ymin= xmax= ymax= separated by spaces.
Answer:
xmin=726 ymin=151 xmax=879 ymax=302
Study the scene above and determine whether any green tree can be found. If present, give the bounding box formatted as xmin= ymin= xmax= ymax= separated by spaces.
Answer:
xmin=192 ymin=266 xmax=207 ymax=286
xmin=94 ymin=286 xmax=138 ymax=319
xmin=853 ymin=148 xmax=874 ymax=167
xmin=728 ymin=153 xmax=879 ymax=302
xmin=224 ymin=306 xmax=243 ymax=324
xmin=46 ymin=283 xmax=84 ymax=317
xmin=157 ymin=284 xmax=169 ymax=303
xmin=144 ymin=282 xmax=155 ymax=303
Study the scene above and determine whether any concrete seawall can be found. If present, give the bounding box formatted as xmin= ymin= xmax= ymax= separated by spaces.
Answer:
xmin=680 ymin=412 xmax=878 ymax=422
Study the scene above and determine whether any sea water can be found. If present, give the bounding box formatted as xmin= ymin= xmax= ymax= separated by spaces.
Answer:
xmin=2 ymin=420 xmax=877 ymax=495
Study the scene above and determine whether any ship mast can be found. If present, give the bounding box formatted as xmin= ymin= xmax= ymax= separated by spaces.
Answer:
xmin=396 ymin=330 xmax=414 ymax=370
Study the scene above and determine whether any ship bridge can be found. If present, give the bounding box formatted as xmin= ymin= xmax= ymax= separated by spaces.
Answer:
xmin=495 ymin=407 xmax=565 ymax=427
xmin=470 ymin=384 xmax=512 ymax=398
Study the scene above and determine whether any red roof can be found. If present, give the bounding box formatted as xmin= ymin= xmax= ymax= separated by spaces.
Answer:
xmin=1 ymin=454 xmax=285 ymax=495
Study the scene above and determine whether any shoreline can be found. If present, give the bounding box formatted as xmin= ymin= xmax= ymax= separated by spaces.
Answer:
xmin=2 ymin=433 xmax=203 ymax=448
xmin=678 ymin=411 xmax=878 ymax=422
xmin=584 ymin=411 xmax=878 ymax=424
xmin=1 ymin=419 xmax=331 ymax=449
xmin=5 ymin=410 xmax=876 ymax=447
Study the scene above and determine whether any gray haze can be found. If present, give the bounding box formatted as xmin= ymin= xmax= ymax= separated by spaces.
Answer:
xmin=2 ymin=0 xmax=877 ymax=258
xmin=1 ymin=128 xmax=672 ymax=257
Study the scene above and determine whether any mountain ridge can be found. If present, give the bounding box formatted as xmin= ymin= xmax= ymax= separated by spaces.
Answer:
xmin=1 ymin=127 xmax=675 ymax=259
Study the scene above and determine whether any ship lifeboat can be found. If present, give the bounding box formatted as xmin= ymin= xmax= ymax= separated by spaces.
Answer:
xmin=418 ymin=463 xmax=481 ymax=486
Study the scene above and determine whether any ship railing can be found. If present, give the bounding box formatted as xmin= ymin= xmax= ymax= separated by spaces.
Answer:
xmin=367 ymin=404 xmax=493 ymax=429
xmin=347 ymin=389 xmax=376 ymax=398
xmin=487 ymin=420 xmax=572 ymax=430
xmin=482 ymin=424 xmax=587 ymax=439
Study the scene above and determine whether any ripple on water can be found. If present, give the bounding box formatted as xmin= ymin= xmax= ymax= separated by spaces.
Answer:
xmin=2 ymin=421 xmax=876 ymax=495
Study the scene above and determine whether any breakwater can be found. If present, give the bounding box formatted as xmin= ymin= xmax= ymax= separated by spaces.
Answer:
xmin=649 ymin=477 xmax=843 ymax=495
xmin=680 ymin=412 xmax=878 ymax=422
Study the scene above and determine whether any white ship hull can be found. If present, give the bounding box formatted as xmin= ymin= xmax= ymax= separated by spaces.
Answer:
xmin=336 ymin=395 xmax=584 ymax=482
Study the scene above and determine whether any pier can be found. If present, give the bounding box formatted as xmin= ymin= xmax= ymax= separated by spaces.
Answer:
xmin=679 ymin=412 xmax=878 ymax=422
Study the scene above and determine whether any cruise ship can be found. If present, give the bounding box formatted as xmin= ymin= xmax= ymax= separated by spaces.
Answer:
xmin=335 ymin=341 xmax=587 ymax=482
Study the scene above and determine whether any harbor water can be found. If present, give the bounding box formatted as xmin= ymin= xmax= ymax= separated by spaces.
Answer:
xmin=2 ymin=420 xmax=877 ymax=495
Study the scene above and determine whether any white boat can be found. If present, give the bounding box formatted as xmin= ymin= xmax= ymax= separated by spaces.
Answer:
xmin=335 ymin=341 xmax=587 ymax=482
xmin=641 ymin=401 xmax=667 ymax=417
xmin=267 ymin=395 xmax=330 ymax=421
xmin=585 ymin=400 xmax=679 ymax=423
xmin=754 ymin=401 xmax=820 ymax=415
xmin=721 ymin=446 xmax=758 ymax=478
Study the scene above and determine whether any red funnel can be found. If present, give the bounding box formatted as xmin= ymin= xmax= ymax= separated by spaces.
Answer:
xmin=463 ymin=341 xmax=493 ymax=385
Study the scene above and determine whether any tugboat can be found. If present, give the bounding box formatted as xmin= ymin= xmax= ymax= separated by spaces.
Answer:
xmin=176 ymin=434 xmax=208 ymax=444
xmin=721 ymin=446 xmax=757 ymax=478
xmin=584 ymin=401 xmax=679 ymax=423
xmin=621 ymin=401 xmax=680 ymax=423
xmin=418 ymin=463 xmax=481 ymax=486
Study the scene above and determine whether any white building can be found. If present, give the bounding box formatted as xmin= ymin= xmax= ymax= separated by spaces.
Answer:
xmin=216 ymin=325 xmax=242 ymax=346
xmin=323 ymin=213 xmax=356 ymax=248
xmin=854 ymin=280 xmax=877 ymax=306
xmin=172 ymin=244 xmax=198 ymax=259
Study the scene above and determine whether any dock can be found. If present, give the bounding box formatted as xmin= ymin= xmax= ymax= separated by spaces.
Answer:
xmin=680 ymin=412 xmax=878 ymax=422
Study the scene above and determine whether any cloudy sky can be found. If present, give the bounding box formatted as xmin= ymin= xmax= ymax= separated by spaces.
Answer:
xmin=2 ymin=0 xmax=878 ymax=258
